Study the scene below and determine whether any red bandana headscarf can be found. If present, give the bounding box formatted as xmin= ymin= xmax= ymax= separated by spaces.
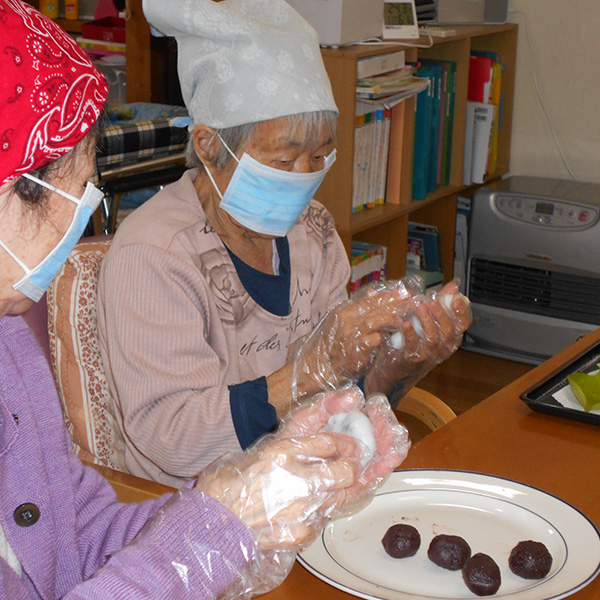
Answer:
xmin=0 ymin=0 xmax=108 ymax=185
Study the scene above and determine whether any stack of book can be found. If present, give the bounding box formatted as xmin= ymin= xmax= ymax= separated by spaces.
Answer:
xmin=356 ymin=50 xmax=429 ymax=107
xmin=411 ymin=58 xmax=457 ymax=200
xmin=463 ymin=51 xmax=504 ymax=185
xmin=357 ymin=66 xmax=427 ymax=105
xmin=353 ymin=51 xmax=428 ymax=212
xmin=349 ymin=241 xmax=387 ymax=296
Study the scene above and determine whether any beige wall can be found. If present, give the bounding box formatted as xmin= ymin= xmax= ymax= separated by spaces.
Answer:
xmin=508 ymin=0 xmax=600 ymax=183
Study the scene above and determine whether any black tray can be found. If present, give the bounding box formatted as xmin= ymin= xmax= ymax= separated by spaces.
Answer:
xmin=520 ymin=340 xmax=600 ymax=425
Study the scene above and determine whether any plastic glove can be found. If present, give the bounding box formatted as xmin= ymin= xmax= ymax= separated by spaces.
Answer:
xmin=321 ymin=390 xmax=412 ymax=519
xmin=194 ymin=386 xmax=410 ymax=599
xmin=280 ymin=386 xmax=410 ymax=515
xmin=364 ymin=279 xmax=472 ymax=407
xmin=291 ymin=277 xmax=424 ymax=404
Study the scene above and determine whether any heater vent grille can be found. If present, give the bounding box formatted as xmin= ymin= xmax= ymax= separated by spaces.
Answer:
xmin=468 ymin=258 xmax=600 ymax=325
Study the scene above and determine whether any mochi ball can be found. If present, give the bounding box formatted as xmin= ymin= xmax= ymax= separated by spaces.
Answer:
xmin=323 ymin=410 xmax=376 ymax=466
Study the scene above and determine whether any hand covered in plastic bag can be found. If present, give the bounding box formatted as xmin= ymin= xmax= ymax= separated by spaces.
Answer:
xmin=197 ymin=386 xmax=409 ymax=551
xmin=195 ymin=386 xmax=410 ymax=598
xmin=279 ymin=386 xmax=410 ymax=518
xmin=291 ymin=277 xmax=424 ymax=403
xmin=364 ymin=279 xmax=472 ymax=407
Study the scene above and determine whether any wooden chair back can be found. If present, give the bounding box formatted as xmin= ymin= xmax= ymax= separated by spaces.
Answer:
xmin=395 ymin=387 xmax=457 ymax=432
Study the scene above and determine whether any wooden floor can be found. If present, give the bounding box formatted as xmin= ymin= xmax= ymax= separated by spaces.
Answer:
xmin=397 ymin=347 xmax=534 ymax=443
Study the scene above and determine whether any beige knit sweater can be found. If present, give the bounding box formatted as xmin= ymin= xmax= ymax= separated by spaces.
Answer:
xmin=97 ymin=170 xmax=350 ymax=487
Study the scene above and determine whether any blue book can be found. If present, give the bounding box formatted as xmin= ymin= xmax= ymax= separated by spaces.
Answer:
xmin=425 ymin=62 xmax=443 ymax=195
xmin=421 ymin=58 xmax=457 ymax=188
xmin=412 ymin=64 xmax=433 ymax=200
xmin=443 ymin=61 xmax=456 ymax=186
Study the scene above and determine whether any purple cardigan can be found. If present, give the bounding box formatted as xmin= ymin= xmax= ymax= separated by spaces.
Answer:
xmin=0 ymin=314 xmax=254 ymax=599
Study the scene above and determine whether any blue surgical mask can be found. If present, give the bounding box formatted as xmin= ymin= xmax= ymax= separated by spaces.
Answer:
xmin=0 ymin=173 xmax=104 ymax=302
xmin=205 ymin=136 xmax=336 ymax=237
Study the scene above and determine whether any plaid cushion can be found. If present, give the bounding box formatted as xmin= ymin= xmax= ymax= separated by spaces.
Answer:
xmin=97 ymin=118 xmax=188 ymax=172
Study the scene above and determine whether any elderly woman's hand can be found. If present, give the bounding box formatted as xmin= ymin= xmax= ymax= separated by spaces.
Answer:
xmin=364 ymin=280 xmax=472 ymax=406
xmin=196 ymin=387 xmax=409 ymax=552
xmin=291 ymin=278 xmax=424 ymax=403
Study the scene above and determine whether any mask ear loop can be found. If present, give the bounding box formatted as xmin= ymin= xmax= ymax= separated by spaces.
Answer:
xmin=0 ymin=237 xmax=31 ymax=275
xmin=0 ymin=172 xmax=87 ymax=275
xmin=0 ymin=173 xmax=57 ymax=275
xmin=22 ymin=172 xmax=80 ymax=205
xmin=203 ymin=133 xmax=240 ymax=201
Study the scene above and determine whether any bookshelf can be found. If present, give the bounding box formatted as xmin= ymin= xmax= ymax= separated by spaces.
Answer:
xmin=316 ymin=23 xmax=517 ymax=282
xmin=24 ymin=0 xmax=175 ymax=105
xmin=28 ymin=0 xmax=515 ymax=282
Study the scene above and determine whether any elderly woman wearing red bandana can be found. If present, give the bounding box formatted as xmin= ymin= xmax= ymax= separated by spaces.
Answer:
xmin=0 ymin=1 xmax=411 ymax=598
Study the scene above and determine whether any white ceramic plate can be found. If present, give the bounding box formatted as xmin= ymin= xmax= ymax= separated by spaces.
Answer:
xmin=298 ymin=469 xmax=600 ymax=599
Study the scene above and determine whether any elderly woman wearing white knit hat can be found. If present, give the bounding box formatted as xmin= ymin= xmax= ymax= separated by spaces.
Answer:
xmin=97 ymin=0 xmax=471 ymax=487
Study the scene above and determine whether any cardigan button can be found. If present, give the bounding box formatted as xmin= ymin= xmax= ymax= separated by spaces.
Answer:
xmin=13 ymin=503 xmax=40 ymax=527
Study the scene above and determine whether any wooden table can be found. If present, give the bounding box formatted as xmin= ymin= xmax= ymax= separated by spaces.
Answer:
xmin=262 ymin=329 xmax=600 ymax=599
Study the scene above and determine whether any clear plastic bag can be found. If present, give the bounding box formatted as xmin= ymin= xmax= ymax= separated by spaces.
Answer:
xmin=292 ymin=276 xmax=472 ymax=408
xmin=193 ymin=386 xmax=410 ymax=598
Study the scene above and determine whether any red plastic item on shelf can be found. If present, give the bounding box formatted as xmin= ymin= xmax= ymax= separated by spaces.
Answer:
xmin=81 ymin=16 xmax=125 ymax=44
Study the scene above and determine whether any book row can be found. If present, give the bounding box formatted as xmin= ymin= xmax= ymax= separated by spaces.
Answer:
xmin=463 ymin=51 xmax=504 ymax=185
xmin=352 ymin=104 xmax=393 ymax=212
xmin=412 ymin=58 xmax=457 ymax=201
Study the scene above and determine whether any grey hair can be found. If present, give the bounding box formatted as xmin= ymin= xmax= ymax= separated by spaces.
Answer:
xmin=12 ymin=125 xmax=98 ymax=215
xmin=185 ymin=110 xmax=338 ymax=170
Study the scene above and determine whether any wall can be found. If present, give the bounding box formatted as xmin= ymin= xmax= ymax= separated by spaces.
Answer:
xmin=508 ymin=0 xmax=600 ymax=183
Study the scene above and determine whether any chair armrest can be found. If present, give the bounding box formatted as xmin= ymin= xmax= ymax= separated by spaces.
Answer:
xmin=82 ymin=460 xmax=175 ymax=502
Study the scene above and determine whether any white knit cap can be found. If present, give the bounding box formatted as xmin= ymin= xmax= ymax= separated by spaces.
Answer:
xmin=142 ymin=0 xmax=338 ymax=128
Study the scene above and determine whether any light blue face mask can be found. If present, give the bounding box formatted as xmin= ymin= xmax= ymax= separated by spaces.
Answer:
xmin=205 ymin=136 xmax=337 ymax=237
xmin=0 ymin=173 xmax=104 ymax=302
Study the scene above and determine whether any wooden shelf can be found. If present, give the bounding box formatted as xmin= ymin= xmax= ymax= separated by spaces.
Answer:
xmin=315 ymin=24 xmax=518 ymax=282
xmin=26 ymin=0 xmax=517 ymax=287
xmin=54 ymin=17 xmax=85 ymax=34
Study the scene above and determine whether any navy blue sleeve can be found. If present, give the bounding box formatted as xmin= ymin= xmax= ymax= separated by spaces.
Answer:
xmin=356 ymin=377 xmax=366 ymax=396
xmin=229 ymin=376 xmax=278 ymax=450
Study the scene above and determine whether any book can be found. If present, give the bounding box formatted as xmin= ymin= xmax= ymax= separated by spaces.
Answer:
xmin=384 ymin=101 xmax=405 ymax=204
xmin=357 ymin=51 xmax=406 ymax=79
xmin=425 ymin=62 xmax=443 ymax=195
xmin=376 ymin=107 xmax=392 ymax=204
xmin=453 ymin=197 xmax=470 ymax=293
xmin=363 ymin=110 xmax=375 ymax=208
xmin=487 ymin=60 xmax=503 ymax=175
xmin=407 ymin=237 xmax=426 ymax=269
xmin=436 ymin=60 xmax=454 ymax=186
xmin=353 ymin=111 xmax=367 ymax=212
xmin=442 ymin=60 xmax=456 ymax=186
xmin=350 ymin=241 xmax=387 ymax=295
xmin=369 ymin=107 xmax=384 ymax=207
xmin=76 ymin=36 xmax=126 ymax=56
xmin=357 ymin=66 xmax=419 ymax=97
xmin=468 ymin=101 xmax=495 ymax=184
xmin=462 ymin=101 xmax=476 ymax=185
xmin=412 ymin=65 xmax=433 ymax=200
xmin=435 ymin=62 xmax=447 ymax=188
xmin=467 ymin=54 xmax=493 ymax=103
xmin=356 ymin=77 xmax=429 ymax=109
xmin=408 ymin=222 xmax=442 ymax=271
